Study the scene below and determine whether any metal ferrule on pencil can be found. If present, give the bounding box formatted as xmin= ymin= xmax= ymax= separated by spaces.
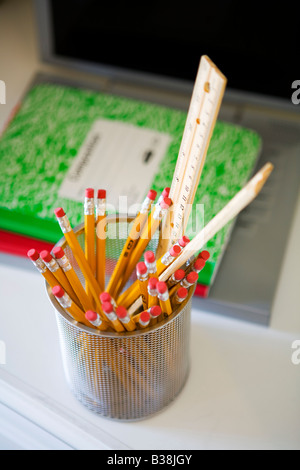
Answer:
xmin=181 ymin=277 xmax=196 ymax=289
xmin=44 ymin=257 xmax=60 ymax=273
xmin=84 ymin=197 xmax=95 ymax=216
xmin=140 ymin=196 xmax=153 ymax=214
xmin=33 ymin=258 xmax=47 ymax=274
xmin=88 ymin=314 xmax=103 ymax=328
xmin=168 ymin=272 xmax=181 ymax=287
xmin=145 ymin=260 xmax=156 ymax=274
xmin=161 ymin=251 xmax=176 ymax=267
xmin=56 ymin=215 xmax=72 ymax=234
xmin=104 ymin=310 xmax=118 ymax=322
xmin=157 ymin=290 xmax=169 ymax=302
xmin=137 ymin=271 xmax=148 ymax=282
xmin=153 ymin=202 xmax=167 ymax=221
xmin=56 ymin=254 xmax=72 ymax=273
xmin=147 ymin=285 xmax=157 ymax=297
xmin=96 ymin=199 xmax=106 ymax=218
xmin=56 ymin=292 xmax=72 ymax=309
xmin=174 ymin=291 xmax=186 ymax=303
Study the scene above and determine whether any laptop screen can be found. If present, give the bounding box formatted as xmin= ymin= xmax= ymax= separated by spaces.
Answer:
xmin=39 ymin=0 xmax=296 ymax=101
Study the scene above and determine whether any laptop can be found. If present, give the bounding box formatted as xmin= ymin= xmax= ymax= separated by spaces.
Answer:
xmin=32 ymin=0 xmax=300 ymax=325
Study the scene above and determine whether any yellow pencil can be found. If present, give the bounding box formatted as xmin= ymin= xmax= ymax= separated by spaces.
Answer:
xmin=101 ymin=301 xmax=125 ymax=332
xmin=156 ymin=281 xmax=172 ymax=317
xmin=106 ymin=189 xmax=157 ymax=297
xmin=84 ymin=310 xmax=111 ymax=331
xmin=148 ymin=305 xmax=162 ymax=326
xmin=52 ymin=285 xmax=93 ymax=328
xmin=27 ymin=249 xmax=61 ymax=290
xmin=120 ymin=196 xmax=172 ymax=291
xmin=40 ymin=250 xmax=80 ymax=306
xmin=54 ymin=207 xmax=104 ymax=315
xmin=52 ymin=246 xmax=95 ymax=313
xmin=132 ymin=310 xmax=151 ymax=329
xmin=84 ymin=188 xmax=96 ymax=298
xmin=116 ymin=241 xmax=181 ymax=309
xmin=171 ymin=287 xmax=188 ymax=309
xmin=115 ymin=306 xmax=136 ymax=331
xmin=169 ymin=271 xmax=199 ymax=298
xmin=136 ymin=261 xmax=149 ymax=311
xmin=144 ymin=250 xmax=158 ymax=278
xmin=147 ymin=277 xmax=158 ymax=308
xmin=96 ymin=189 xmax=106 ymax=291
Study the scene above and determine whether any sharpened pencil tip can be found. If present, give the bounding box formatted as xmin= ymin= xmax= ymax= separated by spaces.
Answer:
xmin=254 ymin=162 xmax=274 ymax=195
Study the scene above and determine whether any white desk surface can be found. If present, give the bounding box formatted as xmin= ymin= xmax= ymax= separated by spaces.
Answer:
xmin=0 ymin=0 xmax=300 ymax=451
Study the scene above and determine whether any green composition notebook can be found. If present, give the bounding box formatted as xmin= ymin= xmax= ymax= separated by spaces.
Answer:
xmin=0 ymin=83 xmax=261 ymax=288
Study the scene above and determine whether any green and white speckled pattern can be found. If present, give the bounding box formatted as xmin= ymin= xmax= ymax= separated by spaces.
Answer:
xmin=0 ymin=83 xmax=261 ymax=285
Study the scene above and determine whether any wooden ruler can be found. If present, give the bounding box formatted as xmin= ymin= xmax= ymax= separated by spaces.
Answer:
xmin=156 ymin=56 xmax=227 ymax=257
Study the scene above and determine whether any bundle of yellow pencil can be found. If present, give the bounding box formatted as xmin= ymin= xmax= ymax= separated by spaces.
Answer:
xmin=27 ymin=160 xmax=273 ymax=333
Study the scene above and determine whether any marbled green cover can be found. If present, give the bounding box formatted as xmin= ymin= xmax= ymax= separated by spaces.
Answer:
xmin=0 ymin=83 xmax=261 ymax=286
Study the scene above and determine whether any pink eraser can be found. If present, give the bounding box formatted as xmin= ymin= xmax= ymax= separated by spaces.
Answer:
xmin=136 ymin=261 xmax=147 ymax=275
xmin=194 ymin=258 xmax=205 ymax=271
xmin=156 ymin=281 xmax=168 ymax=294
xmin=54 ymin=207 xmax=65 ymax=218
xmin=150 ymin=305 xmax=161 ymax=317
xmin=198 ymin=250 xmax=210 ymax=261
xmin=174 ymin=269 xmax=185 ymax=281
xmin=52 ymin=246 xmax=64 ymax=259
xmin=162 ymin=187 xmax=170 ymax=198
xmin=186 ymin=271 xmax=198 ymax=284
xmin=144 ymin=251 xmax=155 ymax=263
xmin=140 ymin=311 xmax=150 ymax=323
xmin=148 ymin=277 xmax=158 ymax=290
xmin=170 ymin=245 xmax=181 ymax=257
xmin=116 ymin=306 xmax=128 ymax=320
xmin=97 ymin=189 xmax=106 ymax=199
xmin=100 ymin=292 xmax=111 ymax=304
xmin=177 ymin=287 xmax=188 ymax=299
xmin=178 ymin=236 xmax=190 ymax=247
xmin=52 ymin=285 xmax=64 ymax=298
xmin=85 ymin=188 xmax=94 ymax=198
xmin=147 ymin=189 xmax=157 ymax=201
xmin=102 ymin=301 xmax=113 ymax=314
xmin=85 ymin=310 xmax=98 ymax=322
xmin=40 ymin=250 xmax=53 ymax=263
xmin=160 ymin=197 xmax=172 ymax=209
xmin=27 ymin=249 xmax=39 ymax=261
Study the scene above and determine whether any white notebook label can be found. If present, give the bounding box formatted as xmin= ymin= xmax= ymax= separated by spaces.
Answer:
xmin=59 ymin=119 xmax=171 ymax=213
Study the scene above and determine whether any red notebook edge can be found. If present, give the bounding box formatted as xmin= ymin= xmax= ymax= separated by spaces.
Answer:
xmin=0 ymin=229 xmax=54 ymax=258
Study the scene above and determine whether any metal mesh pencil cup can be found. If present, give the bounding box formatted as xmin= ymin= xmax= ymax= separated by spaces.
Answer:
xmin=47 ymin=216 xmax=193 ymax=421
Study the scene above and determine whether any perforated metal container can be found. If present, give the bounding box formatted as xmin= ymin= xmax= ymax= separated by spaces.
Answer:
xmin=47 ymin=216 xmax=193 ymax=421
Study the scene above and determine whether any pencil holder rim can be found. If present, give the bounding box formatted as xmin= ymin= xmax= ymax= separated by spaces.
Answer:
xmin=45 ymin=214 xmax=195 ymax=338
